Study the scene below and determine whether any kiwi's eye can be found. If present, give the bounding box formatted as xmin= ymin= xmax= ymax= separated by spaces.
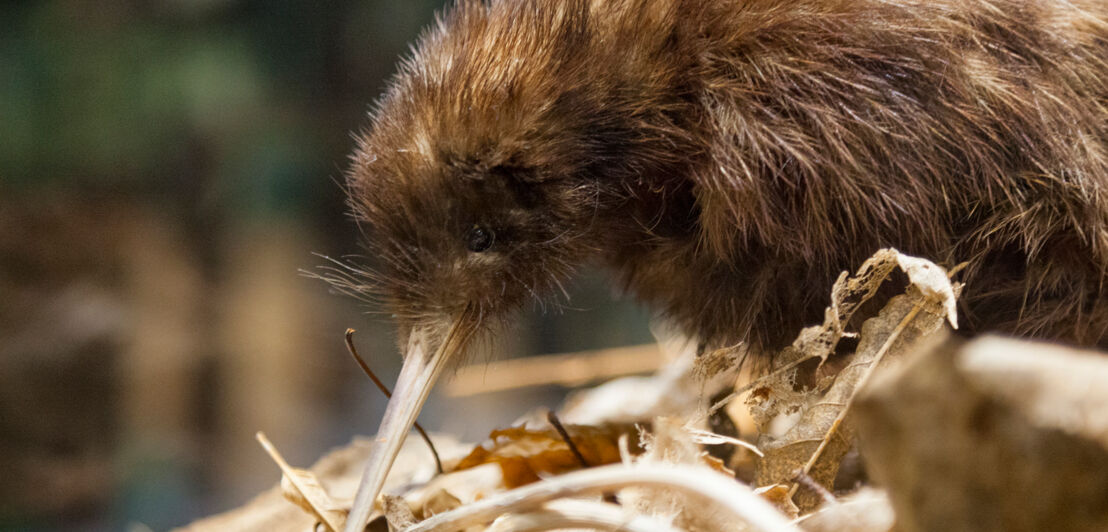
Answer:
xmin=465 ymin=225 xmax=494 ymax=252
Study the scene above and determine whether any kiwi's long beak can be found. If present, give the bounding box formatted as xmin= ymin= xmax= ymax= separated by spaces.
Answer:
xmin=343 ymin=315 xmax=473 ymax=532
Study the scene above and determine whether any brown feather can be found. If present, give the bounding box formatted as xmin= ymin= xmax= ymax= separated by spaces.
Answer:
xmin=345 ymin=0 xmax=1108 ymax=353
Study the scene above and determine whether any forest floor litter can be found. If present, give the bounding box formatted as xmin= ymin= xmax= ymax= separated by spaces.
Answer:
xmin=179 ymin=249 xmax=1108 ymax=532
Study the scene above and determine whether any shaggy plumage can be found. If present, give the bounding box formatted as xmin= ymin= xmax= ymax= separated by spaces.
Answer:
xmin=345 ymin=0 xmax=1108 ymax=354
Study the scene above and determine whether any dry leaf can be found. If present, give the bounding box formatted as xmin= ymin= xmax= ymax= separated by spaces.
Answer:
xmin=256 ymin=432 xmax=348 ymax=532
xmin=739 ymin=249 xmax=908 ymax=433
xmin=620 ymin=418 xmax=753 ymax=531
xmin=406 ymin=464 xmax=799 ymax=532
xmin=453 ymin=424 xmax=635 ymax=489
xmin=746 ymin=371 xmax=813 ymax=433
xmin=417 ymin=488 xmax=463 ymax=519
xmin=797 ymin=488 xmax=894 ymax=532
xmin=782 ymin=248 xmax=901 ymax=367
xmin=400 ymin=463 xmax=504 ymax=520
xmin=751 ymin=250 xmax=958 ymax=510
xmin=382 ymin=494 xmax=417 ymax=530
xmin=858 ymin=336 xmax=1108 ymax=532
xmin=957 ymin=336 xmax=1108 ymax=444
xmin=895 ymin=253 xmax=958 ymax=328
xmin=180 ymin=433 xmax=469 ymax=532
xmin=754 ymin=484 xmax=801 ymax=520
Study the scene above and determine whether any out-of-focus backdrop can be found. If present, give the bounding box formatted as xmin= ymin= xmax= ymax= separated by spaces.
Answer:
xmin=0 ymin=2 xmax=653 ymax=530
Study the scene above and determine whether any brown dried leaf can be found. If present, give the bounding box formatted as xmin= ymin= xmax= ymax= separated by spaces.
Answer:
xmin=754 ymin=484 xmax=801 ymax=520
xmin=745 ymin=371 xmax=811 ymax=431
xmin=780 ymin=248 xmax=901 ymax=368
xmin=453 ymin=424 xmax=636 ymax=489
xmin=752 ymin=251 xmax=959 ymax=511
xmin=382 ymin=494 xmax=417 ymax=530
xmin=737 ymin=249 xmax=905 ymax=431
xmin=256 ymin=432 xmax=348 ymax=532
xmin=182 ymin=434 xmax=470 ymax=532
xmin=418 ymin=488 xmax=463 ymax=518
xmin=399 ymin=463 xmax=504 ymax=521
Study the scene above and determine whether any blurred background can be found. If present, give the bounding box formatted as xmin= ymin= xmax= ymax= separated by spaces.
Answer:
xmin=0 ymin=1 xmax=654 ymax=530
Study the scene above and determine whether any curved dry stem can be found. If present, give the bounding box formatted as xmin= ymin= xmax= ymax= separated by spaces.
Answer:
xmin=686 ymin=427 xmax=765 ymax=457
xmin=345 ymin=329 xmax=443 ymax=474
xmin=484 ymin=499 xmax=680 ymax=532
xmin=406 ymin=464 xmax=799 ymax=532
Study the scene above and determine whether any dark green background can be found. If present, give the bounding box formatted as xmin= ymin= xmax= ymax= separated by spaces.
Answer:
xmin=0 ymin=1 xmax=653 ymax=530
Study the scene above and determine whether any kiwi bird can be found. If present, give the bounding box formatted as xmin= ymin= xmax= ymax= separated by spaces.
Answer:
xmin=339 ymin=0 xmax=1108 ymax=528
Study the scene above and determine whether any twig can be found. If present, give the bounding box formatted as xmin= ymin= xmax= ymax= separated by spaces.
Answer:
xmin=344 ymin=329 xmax=444 ymax=474
xmin=405 ymin=464 xmax=800 ymax=532
xmin=546 ymin=410 xmax=589 ymax=469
